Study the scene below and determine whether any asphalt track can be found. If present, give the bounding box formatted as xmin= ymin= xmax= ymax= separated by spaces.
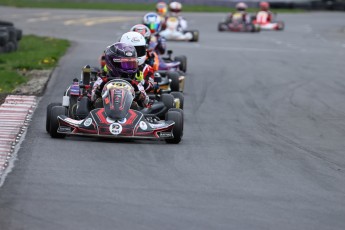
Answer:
xmin=0 ymin=7 xmax=345 ymax=230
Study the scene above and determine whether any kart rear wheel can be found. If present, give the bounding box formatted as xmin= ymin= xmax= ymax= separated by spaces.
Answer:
xmin=170 ymin=91 xmax=184 ymax=110
xmin=277 ymin=21 xmax=284 ymax=31
xmin=161 ymin=93 xmax=175 ymax=111
xmin=191 ymin=30 xmax=199 ymax=42
xmin=46 ymin=102 xmax=62 ymax=133
xmin=165 ymin=110 xmax=183 ymax=144
xmin=50 ymin=106 xmax=67 ymax=138
xmin=174 ymin=55 xmax=187 ymax=73
xmin=167 ymin=71 xmax=180 ymax=92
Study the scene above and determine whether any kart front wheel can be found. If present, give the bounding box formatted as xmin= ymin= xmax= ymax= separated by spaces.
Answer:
xmin=161 ymin=93 xmax=175 ymax=111
xmin=46 ymin=102 xmax=62 ymax=133
xmin=167 ymin=71 xmax=180 ymax=92
xmin=277 ymin=21 xmax=284 ymax=31
xmin=218 ymin=22 xmax=226 ymax=32
xmin=50 ymin=106 xmax=67 ymax=138
xmin=165 ymin=110 xmax=183 ymax=144
xmin=174 ymin=55 xmax=187 ymax=73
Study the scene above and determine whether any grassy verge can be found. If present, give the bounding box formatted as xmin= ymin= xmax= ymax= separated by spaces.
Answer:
xmin=0 ymin=35 xmax=70 ymax=93
xmin=0 ymin=0 xmax=304 ymax=13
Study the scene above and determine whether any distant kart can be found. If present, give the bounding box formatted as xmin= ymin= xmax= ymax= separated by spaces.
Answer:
xmin=218 ymin=20 xmax=260 ymax=33
xmin=159 ymin=16 xmax=199 ymax=42
xmin=251 ymin=12 xmax=284 ymax=31
xmin=48 ymin=79 xmax=184 ymax=144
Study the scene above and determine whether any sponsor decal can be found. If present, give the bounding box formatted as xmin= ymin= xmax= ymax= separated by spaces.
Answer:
xmin=159 ymin=132 xmax=172 ymax=138
xmin=58 ymin=126 xmax=71 ymax=132
xmin=65 ymin=118 xmax=83 ymax=125
xmin=131 ymin=37 xmax=140 ymax=43
xmin=125 ymin=51 xmax=133 ymax=56
xmin=139 ymin=121 xmax=148 ymax=130
xmin=84 ymin=118 xmax=92 ymax=127
xmin=149 ymin=123 xmax=166 ymax=129
xmin=109 ymin=123 xmax=122 ymax=135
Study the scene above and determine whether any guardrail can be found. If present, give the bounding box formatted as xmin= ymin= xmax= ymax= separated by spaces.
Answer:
xmin=0 ymin=21 xmax=22 ymax=54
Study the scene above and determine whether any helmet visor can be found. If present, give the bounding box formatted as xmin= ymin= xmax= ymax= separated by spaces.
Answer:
xmin=113 ymin=57 xmax=138 ymax=71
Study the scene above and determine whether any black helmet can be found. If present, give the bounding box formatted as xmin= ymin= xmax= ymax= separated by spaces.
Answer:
xmin=104 ymin=42 xmax=138 ymax=78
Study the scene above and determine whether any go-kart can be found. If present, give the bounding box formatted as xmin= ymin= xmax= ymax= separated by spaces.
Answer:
xmin=159 ymin=16 xmax=199 ymax=42
xmin=48 ymin=79 xmax=184 ymax=144
xmin=251 ymin=12 xmax=284 ymax=31
xmin=218 ymin=19 xmax=260 ymax=33
xmin=46 ymin=74 xmax=182 ymax=133
xmin=148 ymin=41 xmax=186 ymax=93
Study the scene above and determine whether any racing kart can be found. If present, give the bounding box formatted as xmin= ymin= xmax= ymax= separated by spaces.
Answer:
xmin=251 ymin=13 xmax=284 ymax=31
xmin=159 ymin=16 xmax=199 ymax=42
xmin=46 ymin=71 xmax=182 ymax=132
xmin=48 ymin=79 xmax=184 ymax=144
xmin=148 ymin=39 xmax=186 ymax=93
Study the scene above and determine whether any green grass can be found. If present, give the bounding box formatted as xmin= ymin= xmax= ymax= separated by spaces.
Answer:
xmin=0 ymin=35 xmax=70 ymax=93
xmin=0 ymin=0 xmax=305 ymax=13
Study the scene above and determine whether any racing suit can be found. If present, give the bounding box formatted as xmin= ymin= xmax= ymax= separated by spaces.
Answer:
xmin=226 ymin=11 xmax=251 ymax=24
xmin=91 ymin=66 xmax=154 ymax=108
xmin=255 ymin=10 xmax=274 ymax=24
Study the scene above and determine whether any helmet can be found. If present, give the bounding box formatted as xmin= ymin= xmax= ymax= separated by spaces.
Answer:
xmin=236 ymin=2 xmax=248 ymax=11
xmin=130 ymin=24 xmax=151 ymax=44
xmin=119 ymin=31 xmax=147 ymax=66
xmin=156 ymin=2 xmax=168 ymax=16
xmin=143 ymin=12 xmax=162 ymax=34
xmin=169 ymin=1 xmax=182 ymax=14
xmin=104 ymin=42 xmax=138 ymax=78
xmin=259 ymin=1 xmax=270 ymax=10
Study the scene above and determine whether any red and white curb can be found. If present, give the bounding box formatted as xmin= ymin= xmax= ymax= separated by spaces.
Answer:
xmin=0 ymin=95 xmax=37 ymax=181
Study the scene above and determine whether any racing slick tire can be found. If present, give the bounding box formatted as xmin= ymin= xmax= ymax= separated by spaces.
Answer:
xmin=50 ymin=106 xmax=67 ymax=138
xmin=277 ymin=21 xmax=284 ymax=31
xmin=46 ymin=102 xmax=62 ymax=133
xmin=174 ymin=55 xmax=187 ymax=73
xmin=165 ymin=110 xmax=183 ymax=144
xmin=0 ymin=27 xmax=9 ymax=46
xmin=190 ymin=30 xmax=199 ymax=42
xmin=161 ymin=93 xmax=175 ymax=111
xmin=167 ymin=71 xmax=180 ymax=92
xmin=168 ymin=108 xmax=184 ymax=131
xmin=170 ymin=91 xmax=184 ymax=110
xmin=218 ymin=22 xmax=226 ymax=32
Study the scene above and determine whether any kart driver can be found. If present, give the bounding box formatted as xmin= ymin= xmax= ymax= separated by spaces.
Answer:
xmin=255 ymin=1 xmax=274 ymax=24
xmin=142 ymin=13 xmax=167 ymax=55
xmin=225 ymin=2 xmax=251 ymax=24
xmin=91 ymin=42 xmax=150 ymax=108
xmin=167 ymin=1 xmax=188 ymax=32
xmin=119 ymin=31 xmax=155 ymax=94
xmin=156 ymin=1 xmax=168 ymax=29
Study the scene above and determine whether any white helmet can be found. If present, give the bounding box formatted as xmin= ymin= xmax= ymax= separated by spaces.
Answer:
xmin=236 ymin=2 xmax=248 ymax=11
xmin=169 ymin=1 xmax=182 ymax=14
xmin=130 ymin=24 xmax=151 ymax=44
xmin=120 ymin=31 xmax=147 ymax=66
